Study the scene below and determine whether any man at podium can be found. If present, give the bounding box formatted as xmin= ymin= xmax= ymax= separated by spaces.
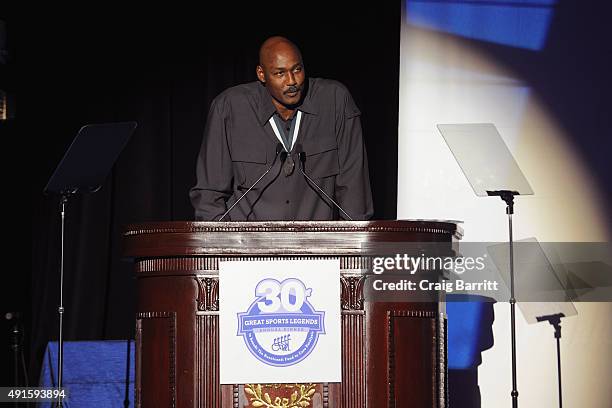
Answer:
xmin=189 ymin=36 xmax=373 ymax=221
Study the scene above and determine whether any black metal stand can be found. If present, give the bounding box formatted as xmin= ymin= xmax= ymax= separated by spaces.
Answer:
xmin=54 ymin=193 xmax=72 ymax=408
xmin=124 ymin=339 xmax=131 ymax=408
xmin=7 ymin=311 xmax=29 ymax=408
xmin=11 ymin=317 xmax=20 ymax=389
xmin=536 ymin=313 xmax=564 ymax=408
xmin=43 ymin=122 xmax=137 ymax=408
xmin=487 ymin=190 xmax=519 ymax=408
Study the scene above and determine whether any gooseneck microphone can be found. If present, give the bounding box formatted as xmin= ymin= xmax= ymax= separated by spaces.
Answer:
xmin=295 ymin=145 xmax=354 ymax=221
xmin=218 ymin=143 xmax=286 ymax=221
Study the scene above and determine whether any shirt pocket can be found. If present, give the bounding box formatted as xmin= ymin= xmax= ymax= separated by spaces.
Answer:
xmin=302 ymin=138 xmax=339 ymax=179
xmin=230 ymin=143 xmax=269 ymax=188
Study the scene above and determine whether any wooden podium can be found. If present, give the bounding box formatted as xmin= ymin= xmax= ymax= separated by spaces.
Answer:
xmin=123 ymin=220 xmax=462 ymax=408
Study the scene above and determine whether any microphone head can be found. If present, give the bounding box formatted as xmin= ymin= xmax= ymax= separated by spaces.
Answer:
xmin=275 ymin=142 xmax=285 ymax=155
xmin=294 ymin=144 xmax=306 ymax=163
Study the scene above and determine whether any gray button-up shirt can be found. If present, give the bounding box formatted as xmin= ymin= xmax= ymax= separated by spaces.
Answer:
xmin=189 ymin=77 xmax=374 ymax=221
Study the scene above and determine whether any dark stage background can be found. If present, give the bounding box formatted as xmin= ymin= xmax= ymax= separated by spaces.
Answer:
xmin=2 ymin=0 xmax=611 ymax=388
xmin=5 ymin=4 xmax=402 ymax=384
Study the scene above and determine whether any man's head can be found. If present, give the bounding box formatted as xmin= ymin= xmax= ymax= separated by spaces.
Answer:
xmin=256 ymin=36 xmax=306 ymax=108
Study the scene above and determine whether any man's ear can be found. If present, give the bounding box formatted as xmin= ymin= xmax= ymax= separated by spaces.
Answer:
xmin=256 ymin=65 xmax=265 ymax=83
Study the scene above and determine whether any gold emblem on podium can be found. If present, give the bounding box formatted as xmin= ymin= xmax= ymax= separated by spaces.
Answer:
xmin=245 ymin=383 xmax=317 ymax=407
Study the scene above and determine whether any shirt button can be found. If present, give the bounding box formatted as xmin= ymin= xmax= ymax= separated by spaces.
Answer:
xmin=286 ymin=200 xmax=290 ymax=204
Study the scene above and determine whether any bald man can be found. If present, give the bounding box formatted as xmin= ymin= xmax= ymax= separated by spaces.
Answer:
xmin=189 ymin=37 xmax=373 ymax=221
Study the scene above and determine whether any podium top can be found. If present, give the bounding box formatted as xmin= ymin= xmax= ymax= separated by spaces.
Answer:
xmin=123 ymin=220 xmax=463 ymax=258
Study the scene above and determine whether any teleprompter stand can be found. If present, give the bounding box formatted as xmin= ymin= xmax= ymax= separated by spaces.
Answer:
xmin=44 ymin=122 xmax=137 ymax=407
xmin=438 ymin=123 xmax=535 ymax=408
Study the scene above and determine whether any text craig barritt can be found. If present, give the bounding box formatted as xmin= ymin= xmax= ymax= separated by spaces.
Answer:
xmin=370 ymin=254 xmax=498 ymax=292
xmin=372 ymin=279 xmax=499 ymax=293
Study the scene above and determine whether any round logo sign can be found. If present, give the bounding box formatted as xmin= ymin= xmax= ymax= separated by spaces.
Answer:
xmin=237 ymin=278 xmax=325 ymax=367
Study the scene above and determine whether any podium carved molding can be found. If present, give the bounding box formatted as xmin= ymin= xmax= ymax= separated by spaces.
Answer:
xmin=340 ymin=275 xmax=365 ymax=311
xmin=195 ymin=276 xmax=219 ymax=312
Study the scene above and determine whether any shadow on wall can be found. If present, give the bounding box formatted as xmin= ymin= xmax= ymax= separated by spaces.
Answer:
xmin=447 ymin=295 xmax=495 ymax=407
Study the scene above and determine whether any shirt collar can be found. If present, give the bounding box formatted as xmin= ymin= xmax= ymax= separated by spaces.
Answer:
xmin=256 ymin=78 xmax=318 ymax=126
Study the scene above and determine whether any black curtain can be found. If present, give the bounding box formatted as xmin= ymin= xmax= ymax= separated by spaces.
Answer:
xmin=12 ymin=0 xmax=612 ymax=389
xmin=19 ymin=4 xmax=401 ymax=384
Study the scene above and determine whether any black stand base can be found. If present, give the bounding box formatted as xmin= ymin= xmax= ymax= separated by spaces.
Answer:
xmin=536 ymin=313 xmax=564 ymax=408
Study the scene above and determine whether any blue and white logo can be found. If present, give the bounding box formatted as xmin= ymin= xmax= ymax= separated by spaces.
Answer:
xmin=237 ymin=278 xmax=325 ymax=367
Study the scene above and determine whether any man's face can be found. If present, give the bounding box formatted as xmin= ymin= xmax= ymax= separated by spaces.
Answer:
xmin=257 ymin=43 xmax=306 ymax=108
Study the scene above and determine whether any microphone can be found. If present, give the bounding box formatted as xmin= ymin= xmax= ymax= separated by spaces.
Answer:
xmin=218 ymin=143 xmax=286 ymax=221
xmin=295 ymin=145 xmax=354 ymax=221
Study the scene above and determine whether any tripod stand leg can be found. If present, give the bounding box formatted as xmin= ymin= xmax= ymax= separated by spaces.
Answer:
xmin=556 ymin=330 xmax=562 ymax=408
